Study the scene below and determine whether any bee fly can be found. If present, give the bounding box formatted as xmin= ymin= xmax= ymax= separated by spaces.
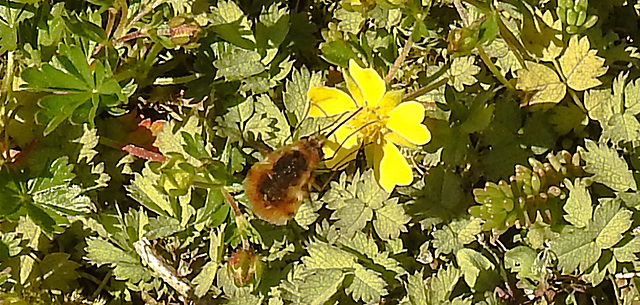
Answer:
xmin=243 ymin=108 xmax=362 ymax=225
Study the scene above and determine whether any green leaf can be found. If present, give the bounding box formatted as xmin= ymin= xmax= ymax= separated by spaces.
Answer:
xmin=593 ymin=199 xmax=632 ymax=249
xmin=613 ymin=236 xmax=640 ymax=262
xmin=456 ymin=248 xmax=495 ymax=288
xmin=558 ymin=35 xmax=608 ymax=91
xmin=603 ymin=112 xmax=640 ymax=144
xmin=73 ymin=125 xmax=99 ymax=163
xmin=432 ymin=217 xmax=482 ymax=255
xmin=245 ymin=95 xmax=291 ymax=148
xmin=580 ymin=140 xmax=637 ymax=192
xmin=320 ymin=40 xmax=359 ymax=67
xmin=155 ymin=116 xmax=202 ymax=166
xmin=85 ymin=238 xmax=150 ymax=282
xmin=214 ymin=46 xmax=265 ymax=81
xmin=210 ymin=0 xmax=256 ymax=49
xmin=582 ymin=252 xmax=616 ymax=285
xmin=624 ymin=78 xmax=640 ymax=115
xmin=283 ymin=67 xmax=322 ymax=125
xmin=39 ymin=253 xmax=80 ymax=292
xmin=302 ymin=240 xmax=356 ymax=270
xmin=563 ymin=178 xmax=592 ymax=228
xmin=298 ymin=269 xmax=344 ymax=305
xmin=427 ymin=264 xmax=461 ymax=302
xmin=373 ymin=198 xmax=410 ymax=240
xmin=356 ymin=169 xmax=389 ymax=210
xmin=406 ymin=271 xmax=427 ymax=305
xmin=126 ymin=167 xmax=173 ymax=217
xmin=256 ymin=3 xmax=290 ymax=50
xmin=504 ymin=246 xmax=538 ymax=281
xmin=341 ymin=232 xmax=405 ymax=275
xmin=584 ymin=88 xmax=615 ymax=123
xmin=226 ymin=289 xmax=263 ymax=305
xmin=447 ymin=56 xmax=480 ymax=92
xmin=23 ymin=44 xmax=124 ymax=135
xmin=332 ymin=199 xmax=372 ymax=239
xmin=551 ymin=199 xmax=632 ymax=273
xmin=516 ymin=61 xmax=566 ymax=105
xmin=345 ymin=265 xmax=388 ymax=303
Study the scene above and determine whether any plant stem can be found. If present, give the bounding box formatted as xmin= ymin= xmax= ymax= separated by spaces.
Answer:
xmin=385 ymin=37 xmax=413 ymax=83
xmin=403 ymin=78 xmax=448 ymax=101
xmin=477 ymin=45 xmax=516 ymax=91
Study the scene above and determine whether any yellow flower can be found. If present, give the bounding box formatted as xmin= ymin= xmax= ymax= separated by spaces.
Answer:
xmin=307 ymin=59 xmax=431 ymax=192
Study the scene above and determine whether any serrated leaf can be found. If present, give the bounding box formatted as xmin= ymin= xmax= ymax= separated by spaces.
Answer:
xmin=73 ymin=124 xmax=99 ymax=163
xmin=456 ymin=248 xmax=494 ymax=288
xmin=593 ymin=199 xmax=633 ymax=249
xmin=226 ymin=289 xmax=263 ymax=305
xmin=427 ymin=264 xmax=461 ymax=302
xmin=193 ymin=261 xmax=218 ymax=298
xmin=549 ymin=103 xmax=587 ymax=135
xmin=144 ymin=216 xmax=182 ymax=240
xmin=406 ymin=271 xmax=427 ymax=305
xmin=341 ymin=232 xmax=405 ymax=275
xmin=584 ymin=88 xmax=615 ymax=123
xmin=613 ymin=237 xmax=640 ymax=262
xmin=551 ymin=199 xmax=631 ymax=274
xmin=85 ymin=238 xmax=150 ymax=282
xmin=603 ymin=113 xmax=640 ymax=144
xmin=39 ymin=253 xmax=80 ymax=292
xmin=432 ymin=217 xmax=482 ymax=255
xmin=155 ymin=116 xmax=201 ymax=166
xmin=299 ymin=269 xmax=345 ymax=305
xmin=210 ymin=0 xmax=255 ymax=49
xmin=625 ymin=78 xmax=640 ymax=115
xmin=294 ymin=201 xmax=320 ymax=230
xmin=516 ymin=61 xmax=566 ymax=105
xmin=581 ymin=140 xmax=637 ymax=192
xmin=214 ymin=47 xmax=265 ymax=81
xmin=284 ymin=67 xmax=323 ymax=123
xmin=582 ymin=251 xmax=616 ymax=285
xmin=504 ymin=246 xmax=538 ymax=281
xmin=332 ymin=199 xmax=372 ymax=239
xmin=447 ymin=56 xmax=480 ymax=92
xmin=550 ymin=226 xmax=600 ymax=273
xmin=126 ymin=168 xmax=173 ymax=217
xmin=23 ymin=44 xmax=124 ymax=135
xmin=356 ymin=169 xmax=389 ymax=210
xmin=302 ymin=240 xmax=356 ymax=270
xmin=563 ymin=178 xmax=592 ymax=228
xmin=558 ymin=35 xmax=608 ymax=91
xmin=245 ymin=95 xmax=291 ymax=148
xmin=33 ymin=184 xmax=93 ymax=214
xmin=345 ymin=265 xmax=388 ymax=303
xmin=373 ymin=198 xmax=410 ymax=240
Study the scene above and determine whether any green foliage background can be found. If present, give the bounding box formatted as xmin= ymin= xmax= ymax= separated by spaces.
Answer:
xmin=1 ymin=0 xmax=640 ymax=304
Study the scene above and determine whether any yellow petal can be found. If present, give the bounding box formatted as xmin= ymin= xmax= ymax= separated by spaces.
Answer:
xmin=308 ymin=87 xmax=358 ymax=117
xmin=374 ymin=140 xmax=413 ymax=192
xmin=387 ymin=101 xmax=431 ymax=145
xmin=348 ymin=59 xmax=386 ymax=106
xmin=345 ymin=73 xmax=364 ymax=106
xmin=376 ymin=90 xmax=403 ymax=114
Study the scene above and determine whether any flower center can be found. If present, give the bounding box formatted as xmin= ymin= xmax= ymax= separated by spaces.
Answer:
xmin=351 ymin=106 xmax=388 ymax=140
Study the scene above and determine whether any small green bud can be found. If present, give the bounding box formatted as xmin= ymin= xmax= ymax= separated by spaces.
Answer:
xmin=566 ymin=25 xmax=579 ymax=34
xmin=576 ymin=10 xmax=587 ymax=26
xmin=566 ymin=10 xmax=578 ymax=25
xmin=582 ymin=15 xmax=598 ymax=29
xmin=574 ymin=0 xmax=588 ymax=12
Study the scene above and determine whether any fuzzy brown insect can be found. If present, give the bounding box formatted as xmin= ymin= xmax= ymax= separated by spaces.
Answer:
xmin=243 ymin=109 xmax=361 ymax=225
